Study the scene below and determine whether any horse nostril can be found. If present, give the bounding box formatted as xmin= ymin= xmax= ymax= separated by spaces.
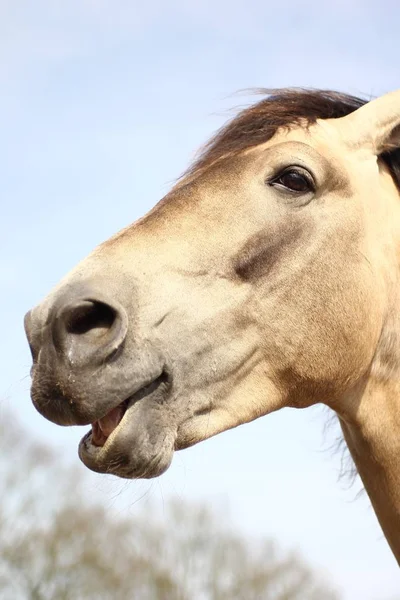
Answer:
xmin=65 ymin=300 xmax=116 ymax=338
xmin=53 ymin=297 xmax=128 ymax=366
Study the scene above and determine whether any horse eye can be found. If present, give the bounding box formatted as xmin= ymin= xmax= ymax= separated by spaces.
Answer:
xmin=270 ymin=168 xmax=315 ymax=194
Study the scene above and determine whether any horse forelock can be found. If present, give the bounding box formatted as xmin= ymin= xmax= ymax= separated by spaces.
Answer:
xmin=180 ymin=88 xmax=400 ymax=192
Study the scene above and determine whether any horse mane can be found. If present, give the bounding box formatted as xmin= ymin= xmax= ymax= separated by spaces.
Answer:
xmin=185 ymin=88 xmax=400 ymax=190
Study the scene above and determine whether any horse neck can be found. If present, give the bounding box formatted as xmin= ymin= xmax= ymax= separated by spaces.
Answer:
xmin=339 ymin=301 xmax=400 ymax=563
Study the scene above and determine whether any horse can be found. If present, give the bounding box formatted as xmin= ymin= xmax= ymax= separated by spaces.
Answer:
xmin=24 ymin=88 xmax=400 ymax=562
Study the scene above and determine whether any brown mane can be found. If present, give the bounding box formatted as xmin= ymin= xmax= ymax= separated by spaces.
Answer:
xmin=186 ymin=88 xmax=400 ymax=189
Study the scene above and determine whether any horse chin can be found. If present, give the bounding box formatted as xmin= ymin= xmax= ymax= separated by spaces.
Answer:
xmin=78 ymin=429 xmax=175 ymax=479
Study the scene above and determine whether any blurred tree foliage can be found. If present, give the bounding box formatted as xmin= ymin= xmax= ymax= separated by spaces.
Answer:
xmin=0 ymin=417 xmax=340 ymax=599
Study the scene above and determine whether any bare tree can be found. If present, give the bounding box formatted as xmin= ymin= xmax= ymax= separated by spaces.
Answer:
xmin=0 ymin=417 xmax=340 ymax=599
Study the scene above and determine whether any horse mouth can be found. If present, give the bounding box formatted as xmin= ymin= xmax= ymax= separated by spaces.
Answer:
xmin=91 ymin=402 xmax=129 ymax=447
xmin=86 ymin=371 xmax=169 ymax=449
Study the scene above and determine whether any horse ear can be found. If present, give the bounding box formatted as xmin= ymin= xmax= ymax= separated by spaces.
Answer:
xmin=337 ymin=89 xmax=400 ymax=155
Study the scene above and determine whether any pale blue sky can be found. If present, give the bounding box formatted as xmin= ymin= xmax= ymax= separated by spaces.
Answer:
xmin=1 ymin=1 xmax=400 ymax=598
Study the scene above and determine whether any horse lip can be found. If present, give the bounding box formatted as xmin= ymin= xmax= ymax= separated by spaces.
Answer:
xmin=125 ymin=369 xmax=170 ymax=407
xmin=88 ymin=367 xmax=168 ymax=421
xmin=87 ymin=368 xmax=170 ymax=447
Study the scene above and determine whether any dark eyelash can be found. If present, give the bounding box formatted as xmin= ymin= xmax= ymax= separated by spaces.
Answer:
xmin=268 ymin=167 xmax=315 ymax=193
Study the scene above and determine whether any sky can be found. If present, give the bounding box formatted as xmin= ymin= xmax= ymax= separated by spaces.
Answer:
xmin=1 ymin=1 xmax=400 ymax=598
